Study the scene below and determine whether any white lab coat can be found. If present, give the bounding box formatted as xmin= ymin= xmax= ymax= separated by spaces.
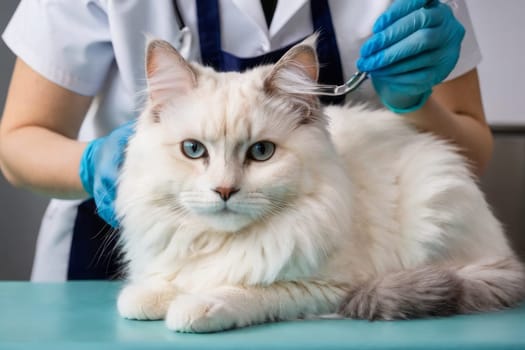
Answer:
xmin=2 ymin=0 xmax=481 ymax=281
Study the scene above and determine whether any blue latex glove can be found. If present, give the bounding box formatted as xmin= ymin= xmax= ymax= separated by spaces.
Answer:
xmin=79 ymin=121 xmax=135 ymax=227
xmin=357 ymin=0 xmax=465 ymax=113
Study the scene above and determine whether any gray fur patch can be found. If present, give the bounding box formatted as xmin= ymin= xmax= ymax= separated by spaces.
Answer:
xmin=339 ymin=258 xmax=525 ymax=321
xmin=457 ymin=257 xmax=525 ymax=313
xmin=338 ymin=267 xmax=461 ymax=320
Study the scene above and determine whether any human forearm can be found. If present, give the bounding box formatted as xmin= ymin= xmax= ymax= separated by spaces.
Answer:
xmin=404 ymin=97 xmax=493 ymax=176
xmin=0 ymin=125 xmax=88 ymax=199
xmin=0 ymin=58 xmax=93 ymax=198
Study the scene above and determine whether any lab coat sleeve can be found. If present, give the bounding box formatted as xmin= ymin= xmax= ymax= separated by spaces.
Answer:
xmin=446 ymin=0 xmax=482 ymax=80
xmin=2 ymin=0 xmax=114 ymax=96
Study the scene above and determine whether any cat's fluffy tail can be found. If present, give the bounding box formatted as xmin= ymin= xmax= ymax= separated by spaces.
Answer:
xmin=338 ymin=257 xmax=525 ymax=320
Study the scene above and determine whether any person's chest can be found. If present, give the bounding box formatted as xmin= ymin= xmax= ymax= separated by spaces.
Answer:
xmin=102 ymin=0 xmax=389 ymax=101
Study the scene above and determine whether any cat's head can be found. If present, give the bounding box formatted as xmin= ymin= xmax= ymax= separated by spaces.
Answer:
xmin=123 ymin=37 xmax=339 ymax=233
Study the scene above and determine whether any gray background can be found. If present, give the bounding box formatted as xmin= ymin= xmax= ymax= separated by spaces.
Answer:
xmin=0 ymin=1 xmax=524 ymax=280
xmin=0 ymin=0 xmax=49 ymax=280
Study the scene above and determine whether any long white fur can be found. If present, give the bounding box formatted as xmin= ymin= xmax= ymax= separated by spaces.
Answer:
xmin=115 ymin=38 xmax=523 ymax=332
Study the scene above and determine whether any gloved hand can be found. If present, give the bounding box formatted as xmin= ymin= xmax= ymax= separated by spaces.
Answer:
xmin=357 ymin=0 xmax=465 ymax=113
xmin=79 ymin=121 xmax=135 ymax=227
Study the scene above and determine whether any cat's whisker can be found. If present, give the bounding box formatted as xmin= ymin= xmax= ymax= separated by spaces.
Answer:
xmin=91 ymin=227 xmax=124 ymax=279
xmin=119 ymin=193 xmax=179 ymax=208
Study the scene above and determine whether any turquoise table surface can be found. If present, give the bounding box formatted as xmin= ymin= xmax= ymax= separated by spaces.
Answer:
xmin=0 ymin=281 xmax=524 ymax=350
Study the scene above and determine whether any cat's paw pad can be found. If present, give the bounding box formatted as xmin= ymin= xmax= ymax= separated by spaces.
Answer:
xmin=165 ymin=293 xmax=241 ymax=333
xmin=117 ymin=283 xmax=176 ymax=320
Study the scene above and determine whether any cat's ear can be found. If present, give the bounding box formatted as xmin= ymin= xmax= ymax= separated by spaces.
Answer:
xmin=145 ymin=39 xmax=197 ymax=107
xmin=267 ymin=34 xmax=319 ymax=84
xmin=264 ymin=35 xmax=321 ymax=121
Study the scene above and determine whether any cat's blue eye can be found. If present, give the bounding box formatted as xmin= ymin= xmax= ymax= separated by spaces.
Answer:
xmin=248 ymin=141 xmax=275 ymax=161
xmin=181 ymin=139 xmax=207 ymax=159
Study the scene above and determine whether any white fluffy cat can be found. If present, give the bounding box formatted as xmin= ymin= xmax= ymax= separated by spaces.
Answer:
xmin=115 ymin=38 xmax=525 ymax=333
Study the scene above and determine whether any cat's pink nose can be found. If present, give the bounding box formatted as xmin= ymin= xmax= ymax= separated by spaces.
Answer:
xmin=213 ymin=187 xmax=240 ymax=201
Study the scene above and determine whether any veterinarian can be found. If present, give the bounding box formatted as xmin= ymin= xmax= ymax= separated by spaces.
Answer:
xmin=0 ymin=0 xmax=489 ymax=281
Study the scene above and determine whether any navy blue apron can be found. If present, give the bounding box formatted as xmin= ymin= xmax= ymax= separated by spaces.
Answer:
xmin=68 ymin=200 xmax=122 ymax=279
xmin=68 ymin=0 xmax=345 ymax=280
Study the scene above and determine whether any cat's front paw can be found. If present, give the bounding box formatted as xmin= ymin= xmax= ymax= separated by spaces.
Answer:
xmin=117 ymin=282 xmax=177 ymax=320
xmin=165 ymin=292 xmax=245 ymax=333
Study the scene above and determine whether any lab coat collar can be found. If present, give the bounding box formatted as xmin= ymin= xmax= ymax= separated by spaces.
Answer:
xmin=270 ymin=0 xmax=308 ymax=37
xmin=231 ymin=0 xmax=309 ymax=39
xmin=231 ymin=0 xmax=268 ymax=36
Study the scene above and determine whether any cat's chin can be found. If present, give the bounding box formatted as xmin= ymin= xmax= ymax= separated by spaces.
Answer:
xmin=200 ymin=211 xmax=254 ymax=233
